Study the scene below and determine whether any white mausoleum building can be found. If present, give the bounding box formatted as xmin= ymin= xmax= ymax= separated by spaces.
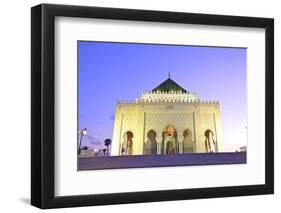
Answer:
xmin=111 ymin=76 xmax=222 ymax=156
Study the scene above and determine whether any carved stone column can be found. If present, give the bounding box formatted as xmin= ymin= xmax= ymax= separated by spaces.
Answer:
xmin=156 ymin=136 xmax=162 ymax=154
xmin=177 ymin=135 xmax=184 ymax=154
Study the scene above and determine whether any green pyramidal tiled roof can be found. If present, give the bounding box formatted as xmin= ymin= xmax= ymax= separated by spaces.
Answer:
xmin=152 ymin=78 xmax=187 ymax=93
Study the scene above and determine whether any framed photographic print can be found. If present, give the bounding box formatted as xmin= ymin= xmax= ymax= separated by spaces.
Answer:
xmin=31 ymin=3 xmax=274 ymax=209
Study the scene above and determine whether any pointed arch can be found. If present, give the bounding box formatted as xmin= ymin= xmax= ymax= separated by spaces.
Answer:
xmin=145 ymin=129 xmax=157 ymax=155
xmin=183 ymin=128 xmax=194 ymax=153
xmin=162 ymin=125 xmax=178 ymax=154
xmin=204 ymin=129 xmax=216 ymax=153
xmin=121 ymin=131 xmax=134 ymax=155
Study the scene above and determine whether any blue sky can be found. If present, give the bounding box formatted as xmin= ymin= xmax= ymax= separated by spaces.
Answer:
xmin=78 ymin=41 xmax=247 ymax=151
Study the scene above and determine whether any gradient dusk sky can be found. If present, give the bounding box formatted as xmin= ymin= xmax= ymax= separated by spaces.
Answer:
xmin=78 ymin=41 xmax=247 ymax=152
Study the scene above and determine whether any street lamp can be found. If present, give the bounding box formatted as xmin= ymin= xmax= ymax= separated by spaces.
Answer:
xmin=78 ymin=128 xmax=87 ymax=155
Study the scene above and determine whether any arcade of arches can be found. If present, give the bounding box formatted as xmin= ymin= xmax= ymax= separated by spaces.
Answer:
xmin=121 ymin=126 xmax=217 ymax=155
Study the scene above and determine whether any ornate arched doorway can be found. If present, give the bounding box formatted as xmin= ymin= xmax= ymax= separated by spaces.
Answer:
xmin=162 ymin=125 xmax=177 ymax=154
xmin=204 ymin=129 xmax=216 ymax=153
xmin=145 ymin=130 xmax=157 ymax=155
xmin=121 ymin=131 xmax=134 ymax=155
xmin=183 ymin=129 xmax=194 ymax=153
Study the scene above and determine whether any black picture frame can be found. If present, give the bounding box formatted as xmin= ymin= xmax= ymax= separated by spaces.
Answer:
xmin=31 ymin=3 xmax=274 ymax=209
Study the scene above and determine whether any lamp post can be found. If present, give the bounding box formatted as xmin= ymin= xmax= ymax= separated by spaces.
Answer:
xmin=78 ymin=128 xmax=87 ymax=155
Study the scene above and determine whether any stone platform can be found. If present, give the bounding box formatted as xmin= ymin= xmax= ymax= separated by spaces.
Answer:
xmin=78 ymin=152 xmax=246 ymax=170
